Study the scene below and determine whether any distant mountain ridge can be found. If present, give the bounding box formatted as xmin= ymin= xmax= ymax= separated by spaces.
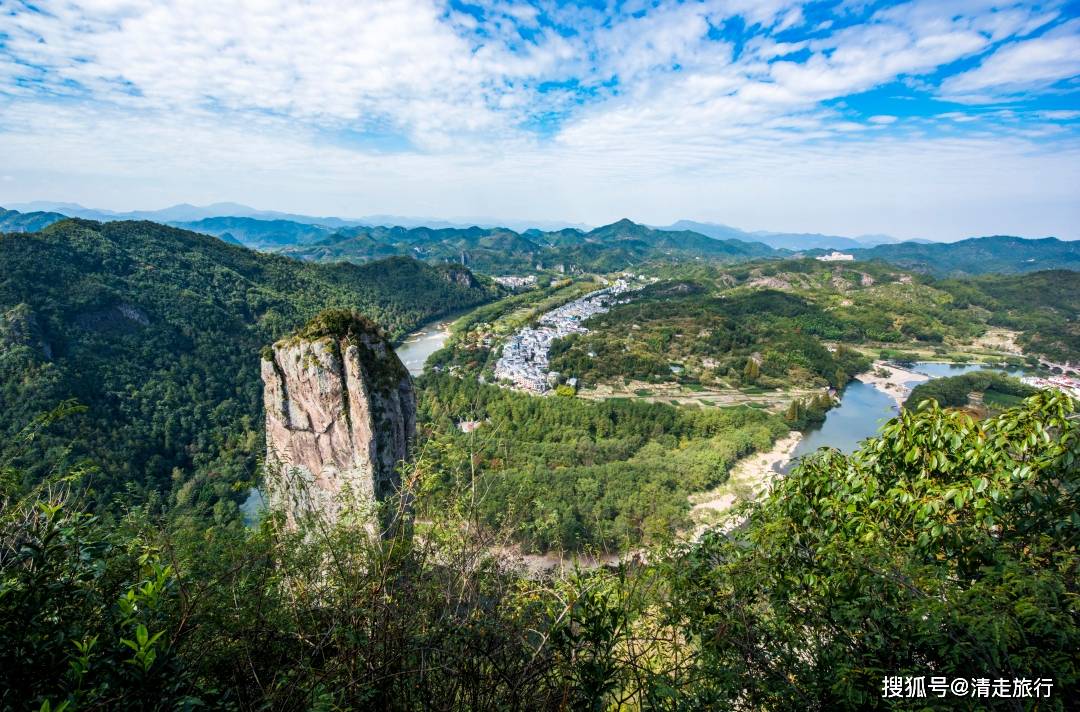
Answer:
xmin=171 ymin=216 xmax=336 ymax=248
xmin=659 ymin=220 xmax=904 ymax=250
xmin=3 ymin=203 xmax=1076 ymax=276
xmin=0 ymin=207 xmax=68 ymax=233
xmin=851 ymin=235 xmax=1080 ymax=276
xmin=277 ymin=217 xmax=779 ymax=274
xmin=6 ymin=201 xmax=589 ymax=232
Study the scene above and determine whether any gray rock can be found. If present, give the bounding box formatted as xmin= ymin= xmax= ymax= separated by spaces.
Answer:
xmin=261 ymin=311 xmax=416 ymax=537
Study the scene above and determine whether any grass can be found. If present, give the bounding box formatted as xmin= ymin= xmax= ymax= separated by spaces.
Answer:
xmin=984 ymin=390 xmax=1026 ymax=410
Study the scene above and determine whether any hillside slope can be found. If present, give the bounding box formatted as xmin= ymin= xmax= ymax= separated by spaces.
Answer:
xmin=0 ymin=219 xmax=499 ymax=503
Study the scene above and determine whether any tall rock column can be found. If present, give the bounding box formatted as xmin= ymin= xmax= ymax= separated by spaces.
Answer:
xmin=261 ymin=310 xmax=416 ymax=536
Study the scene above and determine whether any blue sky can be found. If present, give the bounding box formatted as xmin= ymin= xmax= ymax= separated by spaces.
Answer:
xmin=1 ymin=0 xmax=1078 ymax=239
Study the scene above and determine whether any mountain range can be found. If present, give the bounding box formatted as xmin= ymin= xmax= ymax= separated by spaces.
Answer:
xmin=5 ymin=201 xmax=589 ymax=232
xmin=850 ymin=236 xmax=1080 ymax=276
xmin=2 ymin=204 xmax=1077 ymax=276
xmin=656 ymin=220 xmax=907 ymax=250
xmin=276 ymin=217 xmax=778 ymax=274
xmin=4 ymin=201 xmax=902 ymax=246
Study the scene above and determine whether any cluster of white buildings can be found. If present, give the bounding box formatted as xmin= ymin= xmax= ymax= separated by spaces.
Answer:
xmin=1021 ymin=374 xmax=1080 ymax=400
xmin=493 ymin=275 xmax=537 ymax=289
xmin=494 ymin=280 xmax=637 ymax=393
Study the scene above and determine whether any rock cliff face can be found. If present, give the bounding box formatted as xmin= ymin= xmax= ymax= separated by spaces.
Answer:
xmin=1 ymin=304 xmax=52 ymax=360
xmin=261 ymin=310 xmax=416 ymax=535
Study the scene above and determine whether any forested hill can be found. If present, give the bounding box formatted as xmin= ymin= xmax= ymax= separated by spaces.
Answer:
xmin=0 ymin=206 xmax=67 ymax=233
xmin=853 ymin=235 xmax=1080 ymax=275
xmin=186 ymin=215 xmax=1079 ymax=276
xmin=0 ymin=219 xmax=500 ymax=506
xmin=171 ymin=216 xmax=337 ymax=249
xmin=279 ymin=218 xmax=779 ymax=273
xmin=14 ymin=205 xmax=1077 ymax=276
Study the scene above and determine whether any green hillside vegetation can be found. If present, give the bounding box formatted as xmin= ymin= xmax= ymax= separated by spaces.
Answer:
xmin=905 ymin=370 xmax=1037 ymax=410
xmin=0 ymin=219 xmax=499 ymax=505
xmin=545 ymin=261 xmax=1077 ymax=393
xmin=548 ymin=273 xmax=892 ymax=391
xmin=3 ymin=389 xmax=1076 ymax=709
xmin=417 ymin=373 xmax=788 ymax=552
xmin=936 ymin=270 xmax=1080 ymax=363
xmin=854 ymin=235 xmax=1080 ymax=275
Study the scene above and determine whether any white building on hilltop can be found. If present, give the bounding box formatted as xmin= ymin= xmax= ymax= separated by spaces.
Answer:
xmin=817 ymin=251 xmax=855 ymax=262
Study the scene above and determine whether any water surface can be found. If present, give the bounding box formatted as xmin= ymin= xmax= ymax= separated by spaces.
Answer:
xmin=785 ymin=360 xmax=1029 ymax=471
xmin=787 ymin=380 xmax=897 ymax=462
xmin=395 ymin=317 xmax=457 ymax=376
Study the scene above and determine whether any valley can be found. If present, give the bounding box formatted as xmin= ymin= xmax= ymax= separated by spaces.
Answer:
xmin=6 ymin=1 xmax=1080 ymax=704
xmin=392 ymin=254 xmax=1076 ymax=556
xmin=3 ymin=215 xmax=1078 ymax=708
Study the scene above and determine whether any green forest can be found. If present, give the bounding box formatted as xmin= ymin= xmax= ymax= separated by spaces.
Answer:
xmin=549 ymin=284 xmax=873 ymax=390
xmin=0 ymin=219 xmax=500 ymax=506
xmin=936 ymin=270 xmax=1080 ymax=362
xmin=544 ymin=262 xmax=1078 ymax=394
xmin=905 ymin=371 xmax=1037 ymax=410
xmin=416 ymin=374 xmax=789 ymax=552
xmin=3 ymin=389 xmax=1076 ymax=710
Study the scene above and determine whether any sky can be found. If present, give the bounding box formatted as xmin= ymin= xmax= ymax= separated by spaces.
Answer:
xmin=1 ymin=0 xmax=1079 ymax=240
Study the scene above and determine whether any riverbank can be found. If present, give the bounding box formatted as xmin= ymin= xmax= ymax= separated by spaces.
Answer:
xmin=855 ymin=360 xmax=930 ymax=406
xmin=395 ymin=308 xmax=479 ymax=376
xmin=687 ymin=431 xmax=803 ymax=537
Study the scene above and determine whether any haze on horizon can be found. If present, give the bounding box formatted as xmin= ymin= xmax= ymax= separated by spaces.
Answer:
xmin=1 ymin=0 xmax=1079 ymax=242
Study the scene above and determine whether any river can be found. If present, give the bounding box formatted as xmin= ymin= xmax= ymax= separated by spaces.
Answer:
xmin=395 ymin=315 xmax=458 ymax=376
xmin=785 ymin=361 xmax=1028 ymax=467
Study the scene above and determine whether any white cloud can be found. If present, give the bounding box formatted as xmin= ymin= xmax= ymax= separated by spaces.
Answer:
xmin=0 ymin=0 xmax=1077 ymax=239
xmin=940 ymin=19 xmax=1080 ymax=102
xmin=0 ymin=0 xmax=582 ymax=146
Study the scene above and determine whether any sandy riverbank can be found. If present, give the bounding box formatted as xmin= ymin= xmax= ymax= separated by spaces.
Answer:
xmin=855 ymin=360 xmax=929 ymax=407
xmin=688 ymin=431 xmax=803 ymax=537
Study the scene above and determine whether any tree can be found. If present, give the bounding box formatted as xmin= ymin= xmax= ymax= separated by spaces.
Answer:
xmin=743 ymin=358 xmax=760 ymax=380
xmin=669 ymin=390 xmax=1080 ymax=709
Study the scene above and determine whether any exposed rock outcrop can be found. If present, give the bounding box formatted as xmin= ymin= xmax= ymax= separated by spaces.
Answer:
xmin=74 ymin=303 xmax=150 ymax=332
xmin=261 ymin=310 xmax=416 ymax=536
xmin=1 ymin=303 xmax=52 ymax=360
xmin=443 ymin=265 xmax=479 ymax=289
